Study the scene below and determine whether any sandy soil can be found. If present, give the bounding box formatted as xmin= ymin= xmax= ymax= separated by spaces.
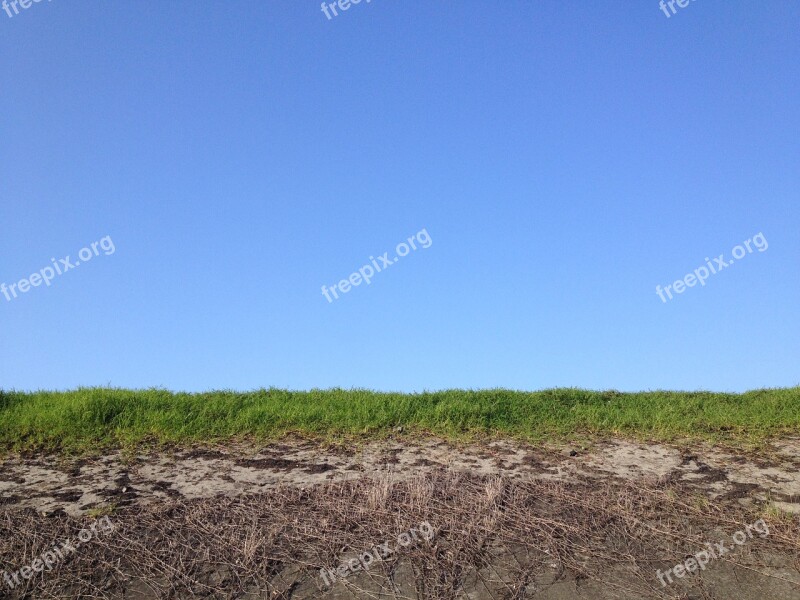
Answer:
xmin=2 ymin=437 xmax=799 ymax=517
xmin=1 ymin=437 xmax=799 ymax=599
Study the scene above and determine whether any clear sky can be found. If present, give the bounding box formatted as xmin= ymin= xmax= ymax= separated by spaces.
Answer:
xmin=1 ymin=1 xmax=797 ymax=393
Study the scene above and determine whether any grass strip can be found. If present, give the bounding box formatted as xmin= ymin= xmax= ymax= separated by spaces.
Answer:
xmin=0 ymin=387 xmax=798 ymax=452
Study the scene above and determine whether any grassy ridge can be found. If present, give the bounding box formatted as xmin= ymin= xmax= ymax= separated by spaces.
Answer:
xmin=0 ymin=387 xmax=798 ymax=452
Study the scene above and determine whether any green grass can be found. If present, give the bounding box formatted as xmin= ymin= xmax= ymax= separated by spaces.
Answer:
xmin=0 ymin=387 xmax=798 ymax=453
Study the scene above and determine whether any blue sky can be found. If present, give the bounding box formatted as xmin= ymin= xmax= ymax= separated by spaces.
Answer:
xmin=1 ymin=1 xmax=797 ymax=393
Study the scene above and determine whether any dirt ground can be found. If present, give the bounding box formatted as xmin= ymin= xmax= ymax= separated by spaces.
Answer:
xmin=1 ymin=437 xmax=799 ymax=599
